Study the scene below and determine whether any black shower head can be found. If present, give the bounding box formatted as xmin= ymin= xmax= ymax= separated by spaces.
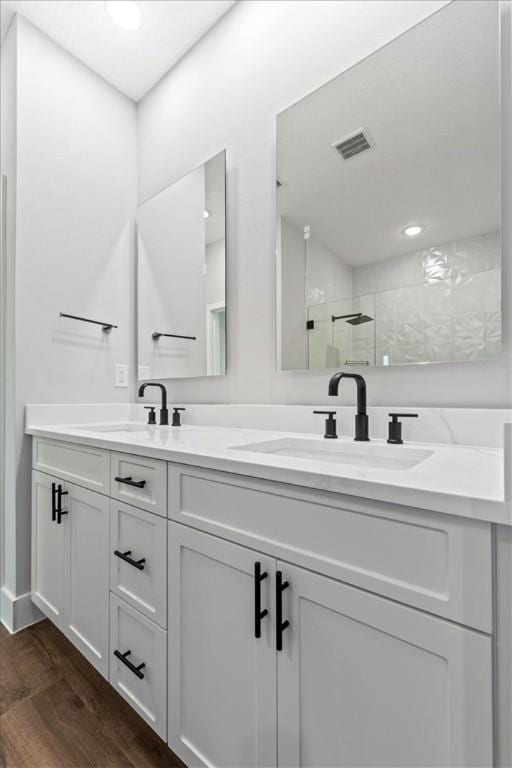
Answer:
xmin=346 ymin=313 xmax=374 ymax=326
xmin=331 ymin=312 xmax=374 ymax=326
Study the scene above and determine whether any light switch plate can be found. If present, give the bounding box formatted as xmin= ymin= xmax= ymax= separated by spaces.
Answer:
xmin=115 ymin=364 xmax=129 ymax=388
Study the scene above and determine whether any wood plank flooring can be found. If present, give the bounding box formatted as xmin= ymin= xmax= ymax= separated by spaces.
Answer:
xmin=0 ymin=619 xmax=185 ymax=768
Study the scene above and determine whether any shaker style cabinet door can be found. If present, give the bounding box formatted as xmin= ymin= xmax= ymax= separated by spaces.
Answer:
xmin=31 ymin=471 xmax=66 ymax=629
xmin=167 ymin=522 xmax=277 ymax=768
xmin=65 ymin=483 xmax=110 ymax=678
xmin=277 ymin=562 xmax=493 ymax=768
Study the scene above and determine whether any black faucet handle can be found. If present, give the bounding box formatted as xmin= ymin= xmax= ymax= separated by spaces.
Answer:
xmin=172 ymin=407 xmax=186 ymax=427
xmin=144 ymin=406 xmax=156 ymax=425
xmin=387 ymin=413 xmax=418 ymax=444
xmin=313 ymin=410 xmax=338 ymax=439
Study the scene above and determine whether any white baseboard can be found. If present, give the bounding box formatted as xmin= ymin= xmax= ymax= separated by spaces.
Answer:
xmin=1 ymin=586 xmax=44 ymax=633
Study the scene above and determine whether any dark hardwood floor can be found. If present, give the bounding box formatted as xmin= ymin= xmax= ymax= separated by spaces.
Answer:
xmin=0 ymin=619 xmax=185 ymax=768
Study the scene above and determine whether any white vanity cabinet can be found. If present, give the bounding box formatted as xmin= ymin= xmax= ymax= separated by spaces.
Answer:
xmin=277 ymin=563 xmax=492 ymax=768
xmin=31 ymin=437 xmax=499 ymax=766
xmin=31 ymin=469 xmax=110 ymax=677
xmin=166 ymin=521 xmax=493 ymax=768
xmin=167 ymin=523 xmax=277 ymax=767
xmin=32 ymin=470 xmax=67 ymax=630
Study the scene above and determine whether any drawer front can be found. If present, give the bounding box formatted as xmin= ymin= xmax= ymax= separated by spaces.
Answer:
xmin=110 ymin=501 xmax=167 ymax=628
xmin=33 ymin=437 xmax=110 ymax=494
xmin=109 ymin=594 xmax=167 ymax=739
xmin=168 ymin=463 xmax=492 ymax=632
xmin=111 ymin=452 xmax=166 ymax=516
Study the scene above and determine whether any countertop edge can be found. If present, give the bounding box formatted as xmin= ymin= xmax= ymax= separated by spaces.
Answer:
xmin=26 ymin=426 xmax=511 ymax=526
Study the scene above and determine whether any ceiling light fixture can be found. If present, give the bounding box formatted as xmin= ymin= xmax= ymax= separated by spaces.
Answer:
xmin=203 ymin=209 xmax=211 ymax=219
xmin=402 ymin=224 xmax=424 ymax=237
xmin=105 ymin=1 xmax=141 ymax=31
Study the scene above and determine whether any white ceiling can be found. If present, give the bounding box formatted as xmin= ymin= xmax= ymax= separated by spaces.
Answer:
xmin=277 ymin=0 xmax=500 ymax=267
xmin=0 ymin=0 xmax=236 ymax=101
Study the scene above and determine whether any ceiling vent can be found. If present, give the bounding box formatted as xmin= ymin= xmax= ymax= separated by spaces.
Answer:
xmin=333 ymin=129 xmax=372 ymax=160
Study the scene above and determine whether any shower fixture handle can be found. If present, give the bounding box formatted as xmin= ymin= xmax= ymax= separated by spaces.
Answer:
xmin=313 ymin=410 xmax=338 ymax=439
xmin=387 ymin=413 xmax=418 ymax=445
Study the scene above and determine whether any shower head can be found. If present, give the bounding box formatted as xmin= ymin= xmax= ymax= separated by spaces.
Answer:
xmin=331 ymin=312 xmax=374 ymax=326
xmin=346 ymin=313 xmax=374 ymax=326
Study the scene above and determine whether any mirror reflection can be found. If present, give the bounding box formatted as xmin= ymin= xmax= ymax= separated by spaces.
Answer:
xmin=138 ymin=151 xmax=226 ymax=380
xmin=277 ymin=1 xmax=501 ymax=370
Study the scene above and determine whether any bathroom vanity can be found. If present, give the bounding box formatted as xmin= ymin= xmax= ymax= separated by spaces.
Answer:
xmin=26 ymin=408 xmax=510 ymax=768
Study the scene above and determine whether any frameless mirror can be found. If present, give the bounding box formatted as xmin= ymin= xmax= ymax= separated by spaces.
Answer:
xmin=277 ymin=1 xmax=501 ymax=370
xmin=138 ymin=150 xmax=226 ymax=379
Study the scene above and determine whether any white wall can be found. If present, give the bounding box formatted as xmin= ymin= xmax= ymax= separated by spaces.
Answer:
xmin=137 ymin=0 xmax=511 ymax=408
xmin=306 ymin=235 xmax=353 ymax=306
xmin=5 ymin=16 xmax=137 ymax=607
xmin=138 ymin=165 xmax=207 ymax=379
xmin=280 ymin=217 xmax=306 ymax=369
xmin=0 ymin=17 xmax=18 ymax=612
xmin=206 ymin=238 xmax=226 ymax=307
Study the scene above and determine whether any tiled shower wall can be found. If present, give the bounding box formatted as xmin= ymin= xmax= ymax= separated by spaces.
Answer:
xmin=307 ymin=231 xmax=501 ymax=367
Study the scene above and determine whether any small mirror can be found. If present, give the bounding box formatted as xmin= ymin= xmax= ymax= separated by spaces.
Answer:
xmin=277 ymin=1 xmax=501 ymax=370
xmin=138 ymin=150 xmax=226 ymax=380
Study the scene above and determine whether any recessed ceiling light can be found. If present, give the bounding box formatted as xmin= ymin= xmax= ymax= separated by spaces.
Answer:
xmin=402 ymin=224 xmax=423 ymax=237
xmin=105 ymin=1 xmax=141 ymax=31
xmin=204 ymin=209 xmax=211 ymax=219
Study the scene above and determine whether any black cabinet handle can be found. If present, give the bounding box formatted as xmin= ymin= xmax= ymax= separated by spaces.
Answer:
xmin=51 ymin=482 xmax=57 ymax=522
xmin=56 ymin=485 xmax=68 ymax=524
xmin=114 ymin=476 xmax=147 ymax=489
xmin=276 ymin=570 xmax=290 ymax=652
xmin=113 ymin=649 xmax=145 ymax=679
xmin=254 ymin=562 xmax=268 ymax=638
xmin=114 ymin=550 xmax=146 ymax=571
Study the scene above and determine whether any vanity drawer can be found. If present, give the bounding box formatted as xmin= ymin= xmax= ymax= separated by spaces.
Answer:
xmin=32 ymin=437 xmax=110 ymax=494
xmin=167 ymin=463 xmax=492 ymax=632
xmin=111 ymin=452 xmax=167 ymax=516
xmin=109 ymin=594 xmax=167 ymax=739
xmin=110 ymin=500 xmax=167 ymax=628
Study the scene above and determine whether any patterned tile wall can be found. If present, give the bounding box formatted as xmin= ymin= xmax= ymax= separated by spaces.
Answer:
xmin=306 ymin=231 xmax=501 ymax=368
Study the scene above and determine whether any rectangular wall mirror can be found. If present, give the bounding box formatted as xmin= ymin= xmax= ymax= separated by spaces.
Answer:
xmin=276 ymin=0 xmax=501 ymax=371
xmin=138 ymin=150 xmax=226 ymax=380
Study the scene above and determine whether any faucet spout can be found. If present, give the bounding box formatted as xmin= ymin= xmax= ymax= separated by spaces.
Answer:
xmin=328 ymin=372 xmax=369 ymax=441
xmin=138 ymin=382 xmax=169 ymax=425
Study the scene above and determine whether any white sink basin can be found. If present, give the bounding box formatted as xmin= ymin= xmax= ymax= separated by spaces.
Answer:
xmin=232 ymin=437 xmax=433 ymax=471
xmin=79 ymin=423 xmax=150 ymax=434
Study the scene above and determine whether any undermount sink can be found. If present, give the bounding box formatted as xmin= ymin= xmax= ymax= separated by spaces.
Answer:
xmin=79 ymin=423 xmax=151 ymax=434
xmin=232 ymin=437 xmax=433 ymax=471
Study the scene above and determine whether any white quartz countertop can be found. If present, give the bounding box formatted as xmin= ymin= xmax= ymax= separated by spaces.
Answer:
xmin=26 ymin=420 xmax=510 ymax=525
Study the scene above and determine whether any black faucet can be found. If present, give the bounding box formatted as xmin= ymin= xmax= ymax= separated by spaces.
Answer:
xmin=138 ymin=382 xmax=169 ymax=425
xmin=328 ymin=372 xmax=369 ymax=441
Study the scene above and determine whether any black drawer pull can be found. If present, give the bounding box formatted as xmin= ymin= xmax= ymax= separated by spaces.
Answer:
xmin=114 ymin=550 xmax=146 ymax=571
xmin=276 ymin=570 xmax=290 ymax=652
xmin=51 ymin=482 xmax=57 ymax=522
xmin=56 ymin=485 xmax=68 ymax=524
xmin=114 ymin=649 xmax=145 ymax=679
xmin=254 ymin=562 xmax=269 ymax=638
xmin=115 ymin=476 xmax=146 ymax=489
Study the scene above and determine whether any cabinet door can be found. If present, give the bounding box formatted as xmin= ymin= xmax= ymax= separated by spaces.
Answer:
xmin=65 ymin=483 xmax=110 ymax=678
xmin=168 ymin=522 xmax=276 ymax=767
xmin=277 ymin=562 xmax=493 ymax=768
xmin=31 ymin=471 xmax=66 ymax=629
